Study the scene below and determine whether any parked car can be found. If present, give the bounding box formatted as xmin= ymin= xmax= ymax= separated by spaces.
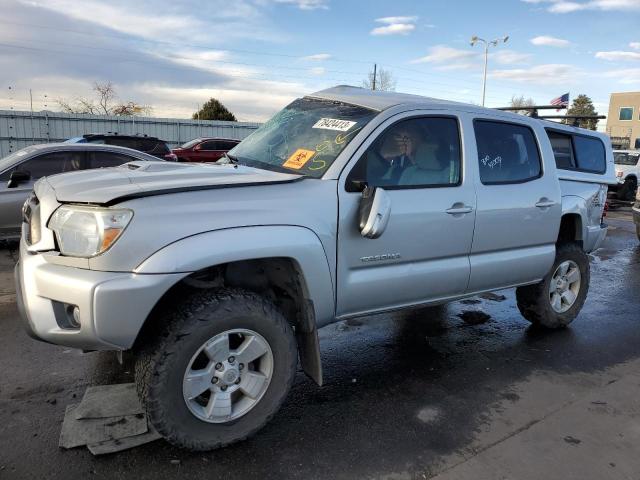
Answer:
xmin=66 ymin=133 xmax=178 ymax=161
xmin=16 ymin=86 xmax=615 ymax=451
xmin=611 ymin=149 xmax=640 ymax=200
xmin=634 ymin=188 xmax=640 ymax=241
xmin=172 ymin=138 xmax=241 ymax=163
xmin=0 ymin=143 xmax=162 ymax=240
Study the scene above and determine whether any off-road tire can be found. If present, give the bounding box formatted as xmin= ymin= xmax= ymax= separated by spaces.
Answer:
xmin=135 ymin=289 xmax=297 ymax=451
xmin=619 ymin=177 xmax=637 ymax=201
xmin=516 ymin=243 xmax=590 ymax=328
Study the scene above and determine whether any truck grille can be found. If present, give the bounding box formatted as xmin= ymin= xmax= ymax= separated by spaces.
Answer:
xmin=22 ymin=193 xmax=41 ymax=245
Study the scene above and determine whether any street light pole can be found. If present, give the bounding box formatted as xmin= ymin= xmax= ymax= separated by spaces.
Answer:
xmin=470 ymin=35 xmax=509 ymax=106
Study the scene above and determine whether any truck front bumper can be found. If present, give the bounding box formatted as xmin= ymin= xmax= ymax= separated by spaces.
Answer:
xmin=15 ymin=240 xmax=184 ymax=351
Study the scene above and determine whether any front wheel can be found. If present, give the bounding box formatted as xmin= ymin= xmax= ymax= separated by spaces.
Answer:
xmin=516 ymin=243 xmax=590 ymax=328
xmin=135 ymin=289 xmax=297 ymax=451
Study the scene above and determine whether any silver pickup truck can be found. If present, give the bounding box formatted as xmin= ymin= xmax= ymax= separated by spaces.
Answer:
xmin=15 ymin=86 xmax=615 ymax=451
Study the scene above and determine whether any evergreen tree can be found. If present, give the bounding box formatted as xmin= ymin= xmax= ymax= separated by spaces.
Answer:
xmin=193 ymin=98 xmax=237 ymax=121
xmin=564 ymin=94 xmax=598 ymax=130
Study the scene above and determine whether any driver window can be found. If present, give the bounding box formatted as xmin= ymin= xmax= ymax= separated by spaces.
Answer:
xmin=6 ymin=151 xmax=85 ymax=180
xmin=346 ymin=117 xmax=461 ymax=192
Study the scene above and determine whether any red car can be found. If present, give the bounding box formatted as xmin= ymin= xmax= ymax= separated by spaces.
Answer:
xmin=172 ymin=138 xmax=241 ymax=163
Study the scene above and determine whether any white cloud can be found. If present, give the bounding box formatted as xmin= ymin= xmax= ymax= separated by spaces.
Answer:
xmin=272 ymin=0 xmax=329 ymax=10
xmin=371 ymin=24 xmax=415 ymax=36
xmin=595 ymin=50 xmax=640 ymax=61
xmin=410 ymin=45 xmax=477 ymax=68
xmin=492 ymin=50 xmax=533 ymax=64
xmin=18 ymin=0 xmax=286 ymax=45
xmin=530 ymin=35 xmax=571 ymax=47
xmin=522 ymin=0 xmax=640 ymax=13
xmin=603 ymin=68 xmax=640 ymax=84
xmin=375 ymin=16 xmax=419 ymax=24
xmin=630 ymin=42 xmax=640 ymax=50
xmin=302 ymin=53 xmax=332 ymax=61
xmin=0 ymin=0 xmax=311 ymax=121
xmin=489 ymin=64 xmax=581 ymax=84
xmin=370 ymin=15 xmax=418 ymax=36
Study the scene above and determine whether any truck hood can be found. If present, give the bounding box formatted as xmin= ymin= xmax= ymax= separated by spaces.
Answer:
xmin=44 ymin=161 xmax=302 ymax=204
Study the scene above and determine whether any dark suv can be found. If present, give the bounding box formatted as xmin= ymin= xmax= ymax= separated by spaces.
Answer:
xmin=172 ymin=138 xmax=240 ymax=163
xmin=66 ymin=133 xmax=178 ymax=161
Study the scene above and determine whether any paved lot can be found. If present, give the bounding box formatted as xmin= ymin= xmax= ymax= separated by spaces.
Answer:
xmin=0 ymin=208 xmax=638 ymax=480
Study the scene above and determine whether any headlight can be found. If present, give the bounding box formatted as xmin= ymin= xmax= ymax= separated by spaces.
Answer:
xmin=48 ymin=205 xmax=133 ymax=257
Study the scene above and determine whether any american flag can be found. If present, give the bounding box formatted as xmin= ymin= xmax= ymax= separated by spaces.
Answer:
xmin=550 ymin=93 xmax=569 ymax=111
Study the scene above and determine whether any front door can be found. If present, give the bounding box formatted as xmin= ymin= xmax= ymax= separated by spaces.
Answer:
xmin=336 ymin=114 xmax=476 ymax=317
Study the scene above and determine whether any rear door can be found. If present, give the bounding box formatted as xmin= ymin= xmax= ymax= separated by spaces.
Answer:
xmin=468 ymin=117 xmax=561 ymax=292
xmin=336 ymin=112 xmax=476 ymax=317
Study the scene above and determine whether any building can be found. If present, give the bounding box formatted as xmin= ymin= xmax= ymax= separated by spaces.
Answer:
xmin=606 ymin=91 xmax=640 ymax=150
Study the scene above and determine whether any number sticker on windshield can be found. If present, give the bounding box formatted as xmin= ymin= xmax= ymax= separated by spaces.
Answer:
xmin=312 ymin=118 xmax=357 ymax=132
xmin=283 ymin=149 xmax=316 ymax=169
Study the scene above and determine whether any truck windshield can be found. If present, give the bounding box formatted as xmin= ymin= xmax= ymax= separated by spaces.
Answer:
xmin=228 ymin=97 xmax=378 ymax=178
xmin=614 ymin=152 xmax=639 ymax=166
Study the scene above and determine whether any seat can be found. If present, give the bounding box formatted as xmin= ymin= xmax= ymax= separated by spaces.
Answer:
xmin=398 ymin=143 xmax=450 ymax=186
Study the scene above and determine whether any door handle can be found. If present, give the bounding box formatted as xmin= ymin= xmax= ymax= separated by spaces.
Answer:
xmin=535 ymin=199 xmax=556 ymax=208
xmin=446 ymin=204 xmax=473 ymax=215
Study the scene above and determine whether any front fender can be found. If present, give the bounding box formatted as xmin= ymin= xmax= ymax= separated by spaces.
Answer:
xmin=135 ymin=225 xmax=336 ymax=327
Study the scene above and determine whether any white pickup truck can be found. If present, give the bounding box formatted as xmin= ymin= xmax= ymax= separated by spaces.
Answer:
xmin=16 ymin=86 xmax=616 ymax=450
xmin=612 ymin=149 xmax=640 ymax=200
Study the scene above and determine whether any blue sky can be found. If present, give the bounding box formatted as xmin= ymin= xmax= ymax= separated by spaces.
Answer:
xmin=1 ymin=0 xmax=639 ymax=122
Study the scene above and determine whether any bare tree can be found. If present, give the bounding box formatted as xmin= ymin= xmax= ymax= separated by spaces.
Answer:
xmin=509 ymin=95 xmax=535 ymax=115
xmin=57 ymin=82 xmax=151 ymax=116
xmin=362 ymin=67 xmax=396 ymax=91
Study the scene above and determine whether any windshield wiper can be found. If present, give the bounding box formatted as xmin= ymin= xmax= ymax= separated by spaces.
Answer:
xmin=217 ymin=153 xmax=239 ymax=165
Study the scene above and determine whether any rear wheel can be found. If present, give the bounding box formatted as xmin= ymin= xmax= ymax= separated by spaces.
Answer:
xmin=516 ymin=243 xmax=589 ymax=328
xmin=135 ymin=289 xmax=297 ymax=451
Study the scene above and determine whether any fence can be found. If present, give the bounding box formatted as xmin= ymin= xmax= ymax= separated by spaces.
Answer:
xmin=0 ymin=110 xmax=261 ymax=157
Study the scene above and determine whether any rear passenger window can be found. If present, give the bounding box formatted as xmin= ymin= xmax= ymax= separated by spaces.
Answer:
xmin=547 ymin=131 xmax=575 ymax=169
xmin=573 ymin=135 xmax=606 ymax=173
xmin=201 ymin=141 xmax=219 ymax=151
xmin=87 ymin=151 xmax=136 ymax=168
xmin=474 ymin=120 xmax=541 ymax=184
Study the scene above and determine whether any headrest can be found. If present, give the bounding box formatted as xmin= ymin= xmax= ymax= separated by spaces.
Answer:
xmin=414 ymin=142 xmax=440 ymax=170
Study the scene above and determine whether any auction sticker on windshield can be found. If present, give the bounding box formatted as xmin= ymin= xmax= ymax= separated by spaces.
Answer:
xmin=283 ymin=148 xmax=316 ymax=169
xmin=312 ymin=118 xmax=357 ymax=132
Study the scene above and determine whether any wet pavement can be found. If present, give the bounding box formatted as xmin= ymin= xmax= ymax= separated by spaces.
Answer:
xmin=0 ymin=208 xmax=638 ymax=479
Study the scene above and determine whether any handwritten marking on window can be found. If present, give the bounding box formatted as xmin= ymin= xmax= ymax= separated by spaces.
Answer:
xmin=481 ymin=155 xmax=502 ymax=169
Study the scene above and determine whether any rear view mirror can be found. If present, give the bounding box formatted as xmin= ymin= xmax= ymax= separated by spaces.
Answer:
xmin=7 ymin=170 xmax=30 ymax=189
xmin=359 ymin=187 xmax=391 ymax=239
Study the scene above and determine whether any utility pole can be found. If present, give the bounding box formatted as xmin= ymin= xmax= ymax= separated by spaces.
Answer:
xmin=372 ymin=63 xmax=377 ymax=91
xmin=470 ymin=35 xmax=509 ymax=106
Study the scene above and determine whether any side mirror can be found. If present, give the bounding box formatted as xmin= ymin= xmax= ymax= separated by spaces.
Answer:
xmin=359 ymin=187 xmax=391 ymax=239
xmin=7 ymin=170 xmax=31 ymax=189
